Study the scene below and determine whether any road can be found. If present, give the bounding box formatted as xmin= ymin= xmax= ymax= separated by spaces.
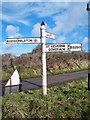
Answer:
xmin=0 ymin=70 xmax=88 ymax=96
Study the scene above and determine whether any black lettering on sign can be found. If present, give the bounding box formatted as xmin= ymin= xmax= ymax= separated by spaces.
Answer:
xmin=34 ymin=39 xmax=37 ymax=42
xmin=48 ymin=48 xmax=51 ymax=51
xmin=30 ymin=39 xmax=32 ymax=41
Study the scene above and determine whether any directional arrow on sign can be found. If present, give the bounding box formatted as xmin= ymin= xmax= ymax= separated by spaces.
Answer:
xmin=6 ymin=37 xmax=41 ymax=44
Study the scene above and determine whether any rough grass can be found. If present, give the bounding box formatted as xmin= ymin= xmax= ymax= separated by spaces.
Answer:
xmin=2 ymin=79 xmax=89 ymax=119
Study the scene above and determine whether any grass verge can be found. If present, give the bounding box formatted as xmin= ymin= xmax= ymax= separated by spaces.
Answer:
xmin=2 ymin=79 xmax=89 ymax=119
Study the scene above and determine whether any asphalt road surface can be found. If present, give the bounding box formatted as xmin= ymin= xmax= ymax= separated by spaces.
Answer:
xmin=0 ymin=70 xmax=88 ymax=96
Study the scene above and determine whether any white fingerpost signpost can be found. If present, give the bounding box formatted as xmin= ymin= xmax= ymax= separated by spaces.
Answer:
xmin=6 ymin=21 xmax=82 ymax=96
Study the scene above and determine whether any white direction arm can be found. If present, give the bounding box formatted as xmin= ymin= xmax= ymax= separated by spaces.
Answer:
xmin=6 ymin=38 xmax=41 ymax=44
xmin=45 ymin=43 xmax=82 ymax=52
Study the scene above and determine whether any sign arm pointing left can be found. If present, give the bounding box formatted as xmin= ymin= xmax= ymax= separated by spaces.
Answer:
xmin=6 ymin=37 xmax=41 ymax=44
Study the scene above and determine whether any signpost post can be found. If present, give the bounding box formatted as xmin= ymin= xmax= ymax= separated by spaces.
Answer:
xmin=6 ymin=21 xmax=82 ymax=96
xmin=40 ymin=22 xmax=47 ymax=95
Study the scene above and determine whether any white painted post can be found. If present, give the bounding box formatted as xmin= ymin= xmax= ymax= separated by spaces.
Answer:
xmin=40 ymin=21 xmax=47 ymax=95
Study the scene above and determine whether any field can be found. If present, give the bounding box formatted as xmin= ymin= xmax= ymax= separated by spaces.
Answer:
xmin=2 ymin=79 xmax=89 ymax=119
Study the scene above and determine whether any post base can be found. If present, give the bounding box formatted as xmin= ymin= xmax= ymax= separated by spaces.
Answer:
xmin=42 ymin=85 xmax=47 ymax=96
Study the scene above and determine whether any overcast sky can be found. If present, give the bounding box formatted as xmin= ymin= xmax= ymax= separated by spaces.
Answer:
xmin=1 ymin=1 xmax=89 ymax=56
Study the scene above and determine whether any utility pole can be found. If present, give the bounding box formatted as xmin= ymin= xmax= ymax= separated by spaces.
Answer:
xmin=40 ymin=21 xmax=47 ymax=95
